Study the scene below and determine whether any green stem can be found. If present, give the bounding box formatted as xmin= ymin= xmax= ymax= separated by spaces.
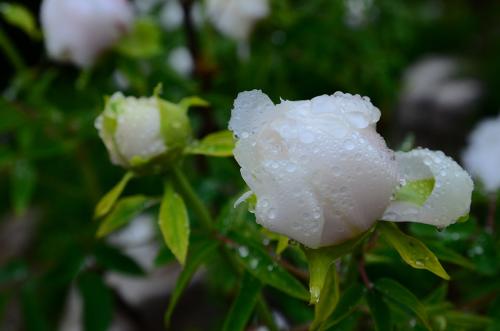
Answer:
xmin=171 ymin=166 xmax=213 ymax=230
xmin=0 ymin=28 xmax=25 ymax=73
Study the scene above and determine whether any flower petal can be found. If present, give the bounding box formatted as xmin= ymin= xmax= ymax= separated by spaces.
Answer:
xmin=382 ymin=148 xmax=473 ymax=228
xmin=228 ymin=89 xmax=275 ymax=139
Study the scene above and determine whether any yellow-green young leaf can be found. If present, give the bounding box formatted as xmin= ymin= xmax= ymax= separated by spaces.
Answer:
xmin=276 ymin=235 xmax=289 ymax=255
xmin=310 ymin=267 xmax=340 ymax=331
xmin=0 ymin=3 xmax=40 ymax=39
xmin=303 ymin=231 xmax=370 ymax=304
xmin=159 ymin=182 xmax=190 ymax=265
xmin=394 ymin=178 xmax=435 ymax=206
xmin=185 ymin=130 xmax=235 ymax=157
xmin=378 ymin=222 xmax=450 ymax=280
xmin=94 ymin=172 xmax=134 ymax=219
xmin=97 ymin=195 xmax=152 ymax=237
xmin=179 ymin=96 xmax=209 ymax=110
xmin=115 ymin=19 xmax=161 ymax=58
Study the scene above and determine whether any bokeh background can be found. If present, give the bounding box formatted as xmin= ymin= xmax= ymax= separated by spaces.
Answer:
xmin=1 ymin=0 xmax=500 ymax=330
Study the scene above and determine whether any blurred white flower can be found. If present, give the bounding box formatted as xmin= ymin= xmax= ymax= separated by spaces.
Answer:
xmin=229 ymin=90 xmax=473 ymax=248
xmin=401 ymin=57 xmax=481 ymax=111
xmin=160 ymin=0 xmax=184 ymax=30
xmin=133 ymin=0 xmax=161 ymax=14
xmin=344 ymin=0 xmax=374 ymax=27
xmin=206 ymin=0 xmax=269 ymax=41
xmin=160 ymin=0 xmax=203 ymax=31
xmin=95 ymin=92 xmax=191 ymax=171
xmin=168 ymin=46 xmax=194 ymax=77
xmin=40 ymin=0 xmax=134 ymax=68
xmin=462 ymin=115 xmax=500 ymax=192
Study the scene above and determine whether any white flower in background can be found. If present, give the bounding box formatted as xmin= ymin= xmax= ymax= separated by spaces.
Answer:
xmin=95 ymin=92 xmax=191 ymax=171
xmin=229 ymin=90 xmax=473 ymax=248
xmin=344 ymin=0 xmax=374 ymax=27
xmin=206 ymin=0 xmax=269 ymax=41
xmin=160 ymin=0 xmax=203 ymax=31
xmin=40 ymin=0 xmax=134 ymax=68
xmin=160 ymin=0 xmax=184 ymax=30
xmin=133 ymin=0 xmax=161 ymax=14
xmin=401 ymin=57 xmax=481 ymax=111
xmin=462 ymin=115 xmax=500 ymax=192
xmin=168 ymin=46 xmax=194 ymax=77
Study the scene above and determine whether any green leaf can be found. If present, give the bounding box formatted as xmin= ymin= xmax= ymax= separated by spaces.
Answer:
xmin=394 ymin=178 xmax=435 ymax=206
xmin=222 ymin=273 xmax=263 ymax=331
xmin=374 ymin=278 xmax=431 ymax=330
xmin=94 ymin=243 xmax=144 ymax=276
xmin=97 ymin=195 xmax=153 ymax=237
xmin=185 ymin=130 xmax=235 ymax=157
xmin=366 ymin=290 xmax=392 ymax=331
xmin=303 ymin=231 xmax=369 ymax=304
xmin=94 ymin=172 xmax=134 ymax=219
xmin=231 ymin=234 xmax=309 ymax=301
xmin=0 ymin=260 xmax=28 ymax=284
xmin=179 ymin=96 xmax=209 ymax=110
xmin=115 ymin=19 xmax=162 ymax=58
xmin=155 ymin=245 xmax=176 ymax=266
xmin=10 ymin=159 xmax=36 ymax=215
xmin=444 ymin=311 xmax=492 ymax=329
xmin=21 ymin=282 xmax=48 ymax=331
xmin=159 ymin=181 xmax=190 ymax=265
xmin=378 ymin=222 xmax=450 ymax=280
xmin=425 ymin=241 xmax=475 ymax=270
xmin=0 ymin=3 xmax=40 ymax=39
xmin=165 ymin=240 xmax=219 ymax=326
xmin=78 ymin=272 xmax=113 ymax=331
xmin=320 ymin=284 xmax=365 ymax=330
xmin=310 ymin=267 xmax=340 ymax=330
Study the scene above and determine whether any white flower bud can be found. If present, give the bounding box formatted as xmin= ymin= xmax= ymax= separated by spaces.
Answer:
xmin=229 ymin=90 xmax=399 ymax=248
xmin=383 ymin=148 xmax=473 ymax=228
xmin=40 ymin=0 xmax=134 ymax=68
xmin=462 ymin=115 xmax=500 ymax=192
xmin=95 ymin=92 xmax=191 ymax=172
xmin=206 ymin=0 xmax=269 ymax=41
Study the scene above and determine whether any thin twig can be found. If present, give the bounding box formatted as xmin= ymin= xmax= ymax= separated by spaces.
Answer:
xmin=278 ymin=258 xmax=309 ymax=282
xmin=358 ymin=254 xmax=372 ymax=289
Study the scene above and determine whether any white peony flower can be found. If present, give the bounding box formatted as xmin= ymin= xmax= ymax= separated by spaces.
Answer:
xmin=40 ymin=0 xmax=134 ymax=68
xmin=95 ymin=92 xmax=191 ymax=171
xmin=168 ymin=47 xmax=194 ymax=77
xmin=462 ymin=115 xmax=500 ymax=192
xmin=229 ymin=90 xmax=473 ymax=248
xmin=206 ymin=0 xmax=269 ymax=41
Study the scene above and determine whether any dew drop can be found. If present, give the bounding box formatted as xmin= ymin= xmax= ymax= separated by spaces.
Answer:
xmin=238 ymin=246 xmax=249 ymax=258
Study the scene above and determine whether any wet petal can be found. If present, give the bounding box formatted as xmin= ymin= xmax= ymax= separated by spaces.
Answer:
xmin=382 ymin=148 xmax=473 ymax=228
